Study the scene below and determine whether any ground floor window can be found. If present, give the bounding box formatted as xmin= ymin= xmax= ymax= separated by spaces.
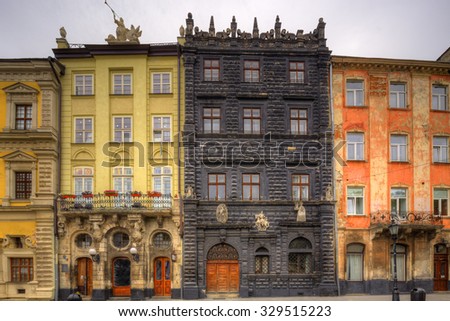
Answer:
xmin=391 ymin=244 xmax=406 ymax=281
xmin=346 ymin=243 xmax=364 ymax=281
xmin=255 ymin=247 xmax=269 ymax=274
xmin=288 ymin=237 xmax=313 ymax=274
xmin=10 ymin=258 xmax=33 ymax=282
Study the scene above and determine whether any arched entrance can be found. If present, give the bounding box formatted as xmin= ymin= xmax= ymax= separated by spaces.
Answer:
xmin=112 ymin=257 xmax=131 ymax=297
xmin=76 ymin=257 xmax=93 ymax=296
xmin=434 ymin=244 xmax=448 ymax=291
xmin=206 ymin=243 xmax=239 ymax=293
xmin=154 ymin=257 xmax=171 ymax=296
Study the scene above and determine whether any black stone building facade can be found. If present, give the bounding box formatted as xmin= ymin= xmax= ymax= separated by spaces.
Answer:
xmin=181 ymin=14 xmax=338 ymax=298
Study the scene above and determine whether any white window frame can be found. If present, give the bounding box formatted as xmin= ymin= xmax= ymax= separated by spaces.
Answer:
xmin=389 ymin=82 xmax=407 ymax=108
xmin=151 ymin=72 xmax=172 ymax=94
xmin=74 ymin=117 xmax=94 ymax=143
xmin=152 ymin=166 xmax=172 ymax=196
xmin=73 ymin=167 xmax=94 ymax=195
xmin=347 ymin=186 xmax=364 ymax=215
xmin=113 ymin=167 xmax=133 ymax=193
xmin=346 ymin=243 xmax=364 ymax=281
xmin=347 ymin=132 xmax=364 ymax=161
xmin=390 ymin=134 xmax=408 ymax=162
xmin=346 ymin=79 xmax=364 ymax=106
xmin=74 ymin=74 xmax=94 ymax=95
xmin=152 ymin=116 xmax=171 ymax=142
xmin=113 ymin=116 xmax=132 ymax=142
xmin=432 ymin=85 xmax=448 ymax=111
xmin=391 ymin=244 xmax=407 ymax=282
xmin=433 ymin=136 xmax=449 ymax=163
xmin=112 ymin=73 xmax=132 ymax=95
xmin=391 ymin=187 xmax=408 ymax=219
xmin=434 ymin=188 xmax=449 ymax=216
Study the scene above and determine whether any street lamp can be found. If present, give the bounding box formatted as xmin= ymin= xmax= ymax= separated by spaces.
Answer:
xmin=389 ymin=218 xmax=400 ymax=301
xmin=130 ymin=247 xmax=139 ymax=262
xmin=89 ymin=248 xmax=100 ymax=263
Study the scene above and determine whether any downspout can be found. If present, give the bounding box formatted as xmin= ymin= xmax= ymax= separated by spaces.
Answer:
xmin=329 ymin=61 xmax=340 ymax=296
xmin=177 ymin=42 xmax=184 ymax=299
xmin=48 ymin=56 xmax=65 ymax=301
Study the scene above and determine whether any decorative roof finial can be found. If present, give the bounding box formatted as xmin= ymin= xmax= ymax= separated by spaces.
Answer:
xmin=252 ymin=17 xmax=259 ymax=39
xmin=209 ymin=16 xmax=215 ymax=37
xmin=230 ymin=16 xmax=237 ymax=38
xmin=275 ymin=15 xmax=281 ymax=39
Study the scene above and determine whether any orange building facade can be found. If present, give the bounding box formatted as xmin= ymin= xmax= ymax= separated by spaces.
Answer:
xmin=333 ymin=55 xmax=450 ymax=294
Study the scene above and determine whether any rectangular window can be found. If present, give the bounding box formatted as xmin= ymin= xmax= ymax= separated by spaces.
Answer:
xmin=346 ymin=80 xmax=364 ymax=106
xmin=153 ymin=116 xmax=171 ymax=142
xmin=346 ymin=244 xmax=364 ymax=281
xmin=290 ymin=109 xmax=308 ymax=135
xmin=204 ymin=59 xmax=220 ymax=81
xmin=74 ymin=74 xmax=93 ymax=95
xmin=10 ymin=258 xmax=33 ymax=282
xmin=390 ymin=83 xmax=407 ymax=108
xmin=242 ymin=173 xmax=260 ymax=200
xmin=153 ymin=167 xmax=172 ymax=196
xmin=289 ymin=62 xmax=305 ymax=83
xmin=15 ymin=172 xmax=32 ymax=199
xmin=243 ymin=108 xmax=261 ymax=134
xmin=152 ymin=73 xmax=171 ymax=94
xmin=113 ymin=116 xmax=132 ymax=142
xmin=74 ymin=167 xmax=94 ymax=195
xmin=203 ymin=108 xmax=221 ymax=134
xmin=391 ymin=188 xmax=408 ymax=219
xmin=434 ymin=189 xmax=448 ymax=216
xmin=347 ymin=132 xmax=364 ymax=160
xmin=113 ymin=73 xmax=132 ymax=95
xmin=390 ymin=134 xmax=408 ymax=162
xmin=433 ymin=136 xmax=449 ymax=163
xmin=244 ymin=60 xmax=260 ymax=82
xmin=208 ymin=174 xmax=226 ymax=200
xmin=255 ymin=255 xmax=269 ymax=274
xmin=15 ymin=105 xmax=32 ymax=130
xmin=432 ymin=85 xmax=448 ymax=111
xmin=113 ymin=167 xmax=133 ymax=193
xmin=391 ymin=245 xmax=406 ymax=282
xmin=292 ymin=174 xmax=309 ymax=201
xmin=347 ymin=187 xmax=364 ymax=215
xmin=74 ymin=118 xmax=93 ymax=143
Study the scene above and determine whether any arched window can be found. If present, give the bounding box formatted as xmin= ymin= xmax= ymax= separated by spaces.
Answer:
xmin=112 ymin=232 xmax=130 ymax=249
xmin=75 ymin=233 xmax=92 ymax=249
xmin=288 ymin=237 xmax=313 ymax=274
xmin=391 ymin=244 xmax=407 ymax=281
xmin=153 ymin=232 xmax=172 ymax=249
xmin=346 ymin=243 xmax=364 ymax=281
xmin=255 ymin=247 xmax=269 ymax=274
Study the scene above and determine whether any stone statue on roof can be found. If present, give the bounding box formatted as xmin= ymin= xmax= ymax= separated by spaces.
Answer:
xmin=105 ymin=1 xmax=142 ymax=44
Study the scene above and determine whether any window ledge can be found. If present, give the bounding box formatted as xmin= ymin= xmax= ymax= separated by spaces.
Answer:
xmin=109 ymin=94 xmax=133 ymax=97
xmin=346 ymin=159 xmax=366 ymax=163
xmin=430 ymin=109 xmax=450 ymax=113
xmin=71 ymin=95 xmax=95 ymax=98
xmin=432 ymin=162 xmax=450 ymax=165
xmin=346 ymin=214 xmax=366 ymax=217
xmin=345 ymin=105 xmax=368 ymax=108
xmin=389 ymin=107 xmax=410 ymax=111
xmin=389 ymin=161 xmax=410 ymax=164
xmin=149 ymin=93 xmax=173 ymax=97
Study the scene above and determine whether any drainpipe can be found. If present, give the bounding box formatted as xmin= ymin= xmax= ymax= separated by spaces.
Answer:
xmin=177 ymin=43 xmax=184 ymax=299
xmin=329 ymin=61 xmax=340 ymax=296
xmin=48 ymin=56 xmax=65 ymax=301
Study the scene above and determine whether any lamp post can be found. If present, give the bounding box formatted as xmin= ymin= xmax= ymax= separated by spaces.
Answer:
xmin=388 ymin=218 xmax=400 ymax=301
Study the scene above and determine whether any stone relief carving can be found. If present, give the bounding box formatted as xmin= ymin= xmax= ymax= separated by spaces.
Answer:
xmin=185 ymin=185 xmax=194 ymax=199
xmin=216 ymin=203 xmax=229 ymax=224
xmin=57 ymin=215 xmax=67 ymax=237
xmin=295 ymin=201 xmax=306 ymax=222
xmin=325 ymin=184 xmax=333 ymax=201
xmin=255 ymin=211 xmax=270 ymax=232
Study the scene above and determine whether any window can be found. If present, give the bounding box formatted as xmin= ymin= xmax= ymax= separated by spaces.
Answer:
xmin=74 ymin=74 xmax=93 ymax=95
xmin=347 ymin=132 xmax=364 ymax=160
xmin=346 ymin=243 xmax=364 ymax=281
xmin=390 ymin=83 xmax=407 ymax=108
xmin=434 ymin=188 xmax=448 ymax=216
xmin=292 ymin=174 xmax=309 ymax=201
xmin=153 ymin=116 xmax=171 ymax=142
xmin=346 ymin=80 xmax=364 ymax=106
xmin=347 ymin=187 xmax=364 ymax=215
xmin=153 ymin=232 xmax=172 ymax=249
xmin=243 ymin=108 xmax=261 ymax=134
xmin=290 ymin=109 xmax=308 ymax=135
xmin=113 ymin=167 xmax=133 ymax=193
xmin=244 ymin=60 xmax=260 ymax=82
xmin=432 ymin=85 xmax=448 ymax=111
xmin=288 ymin=237 xmax=313 ymax=274
xmin=390 ymin=134 xmax=408 ymax=162
xmin=433 ymin=136 xmax=449 ymax=163
xmin=15 ymin=172 xmax=32 ymax=199
xmin=75 ymin=234 xmax=93 ymax=249
xmin=113 ymin=73 xmax=132 ymax=95
xmin=74 ymin=118 xmax=93 ymax=143
xmin=391 ymin=244 xmax=406 ymax=281
xmin=152 ymin=73 xmax=171 ymax=93
xmin=208 ymin=174 xmax=226 ymax=200
xmin=10 ymin=258 xmax=33 ymax=282
xmin=391 ymin=188 xmax=408 ymax=219
xmin=289 ymin=62 xmax=305 ymax=83
xmin=112 ymin=232 xmax=130 ymax=249
xmin=255 ymin=247 xmax=269 ymax=274
xmin=204 ymin=59 xmax=220 ymax=81
xmin=203 ymin=108 xmax=221 ymax=133
xmin=15 ymin=105 xmax=32 ymax=130
xmin=74 ymin=167 xmax=93 ymax=195
xmin=113 ymin=116 xmax=132 ymax=142
xmin=242 ymin=174 xmax=260 ymax=200
xmin=153 ymin=167 xmax=172 ymax=196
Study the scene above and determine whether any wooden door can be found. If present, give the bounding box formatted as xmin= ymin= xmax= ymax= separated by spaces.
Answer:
xmin=76 ymin=257 xmax=93 ymax=296
xmin=112 ymin=257 xmax=131 ymax=297
xmin=154 ymin=257 xmax=171 ymax=296
xmin=206 ymin=260 xmax=239 ymax=293
xmin=434 ymin=254 xmax=448 ymax=291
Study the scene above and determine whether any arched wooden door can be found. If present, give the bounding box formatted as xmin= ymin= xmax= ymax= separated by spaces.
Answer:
xmin=76 ymin=257 xmax=93 ymax=296
xmin=112 ymin=257 xmax=131 ymax=297
xmin=154 ymin=257 xmax=171 ymax=296
xmin=434 ymin=244 xmax=448 ymax=291
xmin=206 ymin=244 xmax=239 ymax=293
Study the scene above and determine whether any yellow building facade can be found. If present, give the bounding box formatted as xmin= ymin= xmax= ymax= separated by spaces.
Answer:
xmin=0 ymin=59 xmax=62 ymax=299
xmin=53 ymin=35 xmax=184 ymax=300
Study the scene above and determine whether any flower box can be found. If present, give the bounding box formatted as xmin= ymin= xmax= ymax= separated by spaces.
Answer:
xmin=130 ymin=191 xmax=142 ymax=197
xmin=147 ymin=191 xmax=162 ymax=198
xmin=104 ymin=190 xmax=119 ymax=197
xmin=61 ymin=194 xmax=76 ymax=199
xmin=82 ymin=191 xmax=93 ymax=198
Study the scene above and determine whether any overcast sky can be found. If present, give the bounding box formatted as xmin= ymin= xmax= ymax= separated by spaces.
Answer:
xmin=0 ymin=0 xmax=449 ymax=60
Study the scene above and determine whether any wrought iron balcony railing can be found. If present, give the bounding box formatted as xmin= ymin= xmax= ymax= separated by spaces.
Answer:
xmin=58 ymin=193 xmax=172 ymax=211
xmin=370 ymin=210 xmax=443 ymax=226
